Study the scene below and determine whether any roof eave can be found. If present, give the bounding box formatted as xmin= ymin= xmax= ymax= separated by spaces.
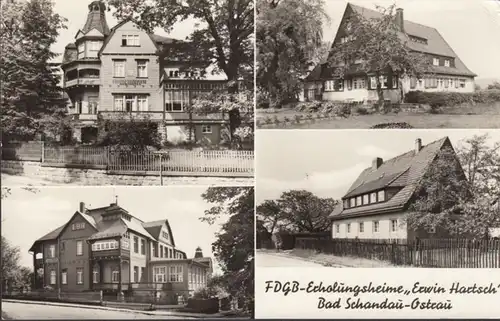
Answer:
xmin=330 ymin=204 xmax=405 ymax=221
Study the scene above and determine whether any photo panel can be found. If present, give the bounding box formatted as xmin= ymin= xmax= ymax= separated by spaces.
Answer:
xmin=255 ymin=129 xmax=500 ymax=318
xmin=1 ymin=186 xmax=255 ymax=319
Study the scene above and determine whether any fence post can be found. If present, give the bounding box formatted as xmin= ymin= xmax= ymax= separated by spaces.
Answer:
xmin=57 ymin=287 xmax=61 ymax=300
xmin=159 ymin=154 xmax=163 ymax=186
xmin=41 ymin=140 xmax=45 ymax=163
xmin=99 ymin=290 xmax=103 ymax=305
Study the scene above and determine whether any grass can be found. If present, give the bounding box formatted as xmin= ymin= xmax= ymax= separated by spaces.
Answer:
xmin=257 ymin=102 xmax=500 ymax=129
xmin=284 ymin=249 xmax=399 ymax=268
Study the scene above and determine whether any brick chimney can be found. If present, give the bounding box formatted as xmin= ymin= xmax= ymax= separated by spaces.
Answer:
xmin=79 ymin=202 xmax=85 ymax=213
xmin=395 ymin=8 xmax=404 ymax=32
xmin=415 ymin=138 xmax=422 ymax=154
xmin=372 ymin=157 xmax=383 ymax=170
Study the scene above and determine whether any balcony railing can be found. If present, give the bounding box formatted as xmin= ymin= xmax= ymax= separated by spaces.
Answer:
xmin=65 ymin=77 xmax=100 ymax=88
xmin=71 ymin=113 xmax=98 ymax=121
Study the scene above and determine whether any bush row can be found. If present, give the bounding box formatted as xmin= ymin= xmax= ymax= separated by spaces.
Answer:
xmin=404 ymin=90 xmax=500 ymax=108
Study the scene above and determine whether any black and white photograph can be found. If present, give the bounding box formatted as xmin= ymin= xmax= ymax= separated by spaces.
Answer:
xmin=256 ymin=0 xmax=500 ymax=129
xmin=1 ymin=0 xmax=254 ymax=186
xmin=1 ymin=186 xmax=254 ymax=319
xmin=256 ymin=130 xmax=500 ymax=269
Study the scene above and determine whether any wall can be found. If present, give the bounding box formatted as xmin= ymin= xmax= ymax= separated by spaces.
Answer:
xmin=100 ymin=21 xmax=161 ymax=113
xmin=129 ymin=231 xmax=147 ymax=284
xmin=1 ymin=160 xmax=252 ymax=186
xmin=59 ymin=213 xmax=97 ymax=291
xmin=42 ymin=240 xmax=58 ymax=288
xmin=331 ymin=212 xmax=408 ymax=239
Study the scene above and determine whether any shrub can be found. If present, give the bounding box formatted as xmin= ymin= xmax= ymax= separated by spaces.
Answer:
xmin=355 ymin=106 xmax=369 ymax=115
xmin=404 ymin=90 xmax=500 ymax=108
xmin=370 ymin=122 xmax=414 ymax=129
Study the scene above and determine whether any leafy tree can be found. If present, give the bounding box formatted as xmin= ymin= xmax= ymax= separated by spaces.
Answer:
xmin=487 ymin=81 xmax=500 ymax=90
xmin=407 ymin=135 xmax=500 ymax=237
xmin=257 ymin=190 xmax=337 ymax=233
xmin=97 ymin=114 xmax=162 ymax=151
xmin=0 ymin=0 xmax=67 ymax=142
xmin=107 ymin=0 xmax=254 ymax=86
xmin=257 ymin=0 xmax=328 ymax=108
xmin=200 ymin=187 xmax=254 ymax=315
xmin=190 ymin=90 xmax=254 ymax=149
xmin=327 ymin=4 xmax=429 ymax=109
xmin=1 ymin=236 xmax=22 ymax=291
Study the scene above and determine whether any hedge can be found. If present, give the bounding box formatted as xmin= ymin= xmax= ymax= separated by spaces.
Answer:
xmin=404 ymin=90 xmax=500 ymax=108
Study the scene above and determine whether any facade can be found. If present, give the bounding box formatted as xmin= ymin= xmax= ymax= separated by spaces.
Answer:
xmin=303 ymin=3 xmax=477 ymax=103
xmin=29 ymin=201 xmax=212 ymax=302
xmin=61 ymin=0 xmax=228 ymax=144
xmin=330 ymin=137 xmax=466 ymax=240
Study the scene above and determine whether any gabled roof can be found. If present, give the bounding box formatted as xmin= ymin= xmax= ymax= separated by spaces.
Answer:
xmin=331 ymin=137 xmax=452 ymax=220
xmin=142 ymin=219 xmax=176 ymax=246
xmin=307 ymin=3 xmax=476 ymax=81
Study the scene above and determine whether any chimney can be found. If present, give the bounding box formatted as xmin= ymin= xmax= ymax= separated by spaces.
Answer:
xmin=415 ymin=138 xmax=422 ymax=154
xmin=395 ymin=8 xmax=404 ymax=32
xmin=372 ymin=157 xmax=383 ymax=170
xmin=79 ymin=202 xmax=85 ymax=213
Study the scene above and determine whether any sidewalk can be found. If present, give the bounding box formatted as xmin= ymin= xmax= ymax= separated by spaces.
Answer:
xmin=1 ymin=299 xmax=218 ymax=318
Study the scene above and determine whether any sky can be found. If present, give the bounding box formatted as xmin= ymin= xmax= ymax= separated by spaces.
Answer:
xmin=1 ymin=186 xmax=227 ymax=274
xmin=51 ymin=0 xmax=202 ymax=61
xmin=256 ymin=129 xmax=500 ymax=204
xmin=320 ymin=0 xmax=500 ymax=79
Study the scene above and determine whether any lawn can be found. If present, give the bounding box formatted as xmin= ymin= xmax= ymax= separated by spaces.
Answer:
xmin=257 ymin=102 xmax=500 ymax=129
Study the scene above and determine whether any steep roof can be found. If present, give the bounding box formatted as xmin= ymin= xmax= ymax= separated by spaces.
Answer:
xmin=88 ymin=219 xmax=127 ymax=240
xmin=81 ymin=1 xmax=110 ymax=36
xmin=331 ymin=137 xmax=451 ymax=220
xmin=142 ymin=219 xmax=176 ymax=246
xmin=307 ymin=3 xmax=476 ymax=81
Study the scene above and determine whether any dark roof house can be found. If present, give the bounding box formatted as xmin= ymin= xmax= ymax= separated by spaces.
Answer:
xmin=330 ymin=137 xmax=464 ymax=221
xmin=306 ymin=3 xmax=476 ymax=82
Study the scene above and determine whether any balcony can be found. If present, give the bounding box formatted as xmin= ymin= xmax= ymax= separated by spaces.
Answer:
xmin=91 ymin=248 xmax=130 ymax=260
xmin=71 ymin=113 xmax=98 ymax=121
xmin=65 ymin=77 xmax=100 ymax=88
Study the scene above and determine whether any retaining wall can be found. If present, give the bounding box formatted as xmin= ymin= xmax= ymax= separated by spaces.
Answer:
xmin=1 ymin=160 xmax=253 ymax=186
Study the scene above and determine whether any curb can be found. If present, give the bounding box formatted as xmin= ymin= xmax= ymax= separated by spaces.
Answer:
xmin=2 ymin=299 xmax=204 ymax=318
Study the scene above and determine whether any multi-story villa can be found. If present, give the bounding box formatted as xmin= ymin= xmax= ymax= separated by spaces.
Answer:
xmin=62 ymin=0 xmax=228 ymax=144
xmin=303 ymin=3 xmax=476 ymax=103
xmin=29 ymin=201 xmax=212 ymax=303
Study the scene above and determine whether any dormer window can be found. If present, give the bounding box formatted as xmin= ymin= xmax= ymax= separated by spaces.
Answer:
xmin=122 ymin=34 xmax=139 ymax=47
xmin=409 ymin=35 xmax=428 ymax=45
xmin=433 ymin=58 xmax=439 ymax=66
xmin=444 ymin=59 xmax=450 ymax=67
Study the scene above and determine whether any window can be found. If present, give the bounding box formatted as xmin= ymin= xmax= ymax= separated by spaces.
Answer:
xmin=160 ymin=245 xmax=164 ymax=258
xmin=92 ymin=240 xmax=119 ymax=251
xmin=362 ymin=194 xmax=369 ymax=205
xmin=122 ymin=34 xmax=139 ymax=46
xmin=370 ymin=192 xmax=377 ymax=204
xmin=353 ymin=78 xmax=366 ymax=89
xmin=162 ymin=231 xmax=169 ymax=239
xmin=164 ymin=247 xmax=168 ymax=258
xmin=121 ymin=238 xmax=129 ymax=250
xmin=433 ymin=58 xmax=439 ymax=66
xmin=112 ymin=269 xmax=119 ymax=283
xmin=76 ymin=268 xmax=83 ymax=284
xmin=49 ymin=245 xmax=56 ymax=258
xmin=78 ymin=43 xmax=85 ymax=59
xmin=93 ymin=267 xmax=99 ymax=284
xmin=356 ymin=196 xmax=362 ymax=206
xmin=325 ymin=80 xmax=334 ymax=91
xmin=76 ymin=240 xmax=83 ymax=256
xmin=459 ymin=79 xmax=466 ymax=88
xmin=347 ymin=223 xmax=351 ymax=233
xmin=133 ymin=266 xmax=139 ymax=283
xmin=165 ymin=90 xmax=190 ymax=112
xmin=137 ymin=60 xmax=148 ymax=78
xmin=379 ymin=76 xmax=388 ymax=89
xmin=201 ymin=125 xmax=212 ymax=134
xmin=140 ymin=239 xmax=145 ymax=255
xmin=113 ymin=60 xmax=125 ymax=77
xmin=50 ymin=270 xmax=56 ymax=285
xmin=169 ymin=265 xmax=183 ymax=282
xmin=87 ymin=41 xmax=101 ymax=58
xmin=154 ymin=267 xmax=166 ymax=283
xmin=373 ymin=221 xmax=380 ymax=233
xmin=62 ymin=270 xmax=67 ymax=284
xmin=359 ymin=222 xmax=364 ymax=233
xmin=114 ymin=95 xmax=124 ymax=111
xmin=72 ymin=223 xmax=86 ymax=231
xmin=153 ymin=243 xmax=158 ymax=257
xmin=336 ymin=224 xmax=340 ymax=233
xmin=377 ymin=190 xmax=385 ymax=202
xmin=391 ymin=220 xmax=398 ymax=232
xmin=444 ymin=59 xmax=450 ymax=67
xmin=343 ymin=199 xmax=349 ymax=209
xmin=350 ymin=198 xmax=355 ymax=207
xmin=141 ymin=267 xmax=145 ymax=282
xmin=169 ymin=248 xmax=173 ymax=258
xmin=133 ymin=236 xmax=139 ymax=253
xmin=113 ymin=94 xmax=148 ymax=112
xmin=125 ymin=95 xmax=135 ymax=112
xmin=370 ymin=76 xmax=377 ymax=89
xmin=137 ymin=95 xmax=148 ymax=111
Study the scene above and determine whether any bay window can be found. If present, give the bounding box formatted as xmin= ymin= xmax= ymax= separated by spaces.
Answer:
xmin=165 ymin=90 xmax=190 ymax=112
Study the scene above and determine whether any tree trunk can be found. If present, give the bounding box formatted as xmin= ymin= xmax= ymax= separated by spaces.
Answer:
xmin=375 ymin=75 xmax=384 ymax=112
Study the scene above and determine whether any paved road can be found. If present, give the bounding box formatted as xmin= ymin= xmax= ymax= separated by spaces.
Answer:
xmin=1 ymin=301 xmax=189 ymax=320
xmin=256 ymin=251 xmax=325 ymax=267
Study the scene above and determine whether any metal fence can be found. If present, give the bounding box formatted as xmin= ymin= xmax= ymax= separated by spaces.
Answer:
xmin=2 ymin=143 xmax=254 ymax=177
xmin=296 ymin=238 xmax=500 ymax=268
